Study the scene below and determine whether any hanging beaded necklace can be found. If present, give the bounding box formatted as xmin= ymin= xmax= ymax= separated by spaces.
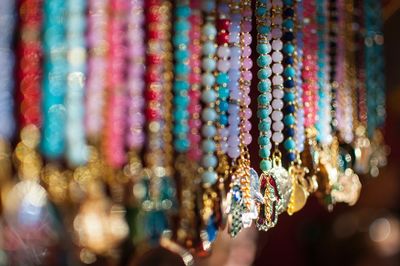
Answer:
xmin=65 ymin=0 xmax=88 ymax=167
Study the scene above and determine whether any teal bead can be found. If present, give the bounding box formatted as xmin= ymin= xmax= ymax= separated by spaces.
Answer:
xmin=202 ymin=125 xmax=217 ymax=138
xmin=256 ymin=43 xmax=271 ymax=54
xmin=172 ymin=33 xmax=189 ymax=46
xmin=173 ymin=123 xmax=189 ymax=135
xmin=284 ymin=138 xmax=296 ymax=150
xmin=202 ymin=154 xmax=218 ymax=168
xmin=201 ymin=89 xmax=217 ymax=104
xmin=257 ymin=54 xmax=272 ymax=67
xmin=283 ymin=66 xmax=295 ymax=78
xmin=216 ymin=73 xmax=229 ymax=85
xmin=175 ymin=49 xmax=189 ymax=61
xmin=258 ymin=121 xmax=271 ymax=132
xmin=219 ymin=86 xmax=229 ymax=98
xmin=284 ymin=92 xmax=295 ymax=102
xmin=283 ymin=0 xmax=294 ymax=5
xmin=219 ymin=100 xmax=229 ymax=111
xmin=202 ymin=58 xmax=216 ymax=71
xmin=202 ymin=139 xmax=216 ymax=152
xmin=175 ymin=5 xmax=191 ymax=17
xmin=202 ymin=73 xmax=215 ymax=87
xmin=202 ymin=170 xmax=218 ymax=185
xmin=259 ymin=148 xmax=271 ymax=159
xmin=174 ymin=139 xmax=190 ymax=152
xmin=258 ymin=135 xmax=270 ymax=146
xmin=203 ymin=23 xmax=217 ymax=38
xmin=174 ymin=95 xmax=189 ymax=107
xmin=284 ymin=114 xmax=296 ymax=125
xmin=202 ymin=107 xmax=217 ymax=122
xmin=283 ymin=43 xmax=295 ymax=54
xmin=256 ymin=6 xmax=267 ymax=16
xmin=174 ymin=20 xmax=190 ymax=32
xmin=257 ymin=25 xmax=270 ymax=34
xmin=257 ymin=68 xmax=272 ymax=80
xmin=175 ymin=63 xmax=189 ymax=76
xmin=257 ymin=94 xmax=270 ymax=105
xmin=173 ymin=80 xmax=189 ymax=93
xmin=219 ymin=115 xmax=228 ymax=126
xmin=283 ymin=19 xmax=294 ymax=29
xmin=257 ymin=108 xmax=269 ymax=119
xmin=258 ymin=80 xmax=271 ymax=93
xmin=173 ymin=110 xmax=189 ymax=120
xmin=260 ymin=159 xmax=272 ymax=172
xmin=203 ymin=41 xmax=216 ymax=55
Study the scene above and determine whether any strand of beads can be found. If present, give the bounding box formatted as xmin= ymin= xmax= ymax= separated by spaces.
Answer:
xmin=14 ymin=0 xmax=43 ymax=181
xmin=215 ymin=0 xmax=230 ymax=158
xmin=127 ymin=0 xmax=145 ymax=152
xmin=295 ymin=0 xmax=305 ymax=152
xmin=328 ymin=0 xmax=338 ymax=133
xmin=103 ymin=0 xmax=128 ymax=168
xmin=173 ymin=0 xmax=191 ymax=153
xmin=85 ymin=0 xmax=108 ymax=140
xmin=270 ymin=0 xmax=286 ymax=155
xmin=316 ymin=0 xmax=332 ymax=145
xmin=41 ymin=0 xmax=67 ymax=159
xmin=188 ymin=0 xmax=203 ymax=162
xmin=227 ymin=0 xmax=241 ymax=161
xmin=65 ymin=0 xmax=88 ymax=166
xmin=282 ymin=0 xmax=298 ymax=164
xmin=255 ymin=0 xmax=273 ymax=173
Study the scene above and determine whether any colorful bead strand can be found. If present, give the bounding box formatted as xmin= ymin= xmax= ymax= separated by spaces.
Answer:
xmin=65 ymin=0 xmax=88 ymax=166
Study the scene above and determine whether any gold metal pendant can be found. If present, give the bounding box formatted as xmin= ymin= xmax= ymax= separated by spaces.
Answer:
xmin=331 ymin=168 xmax=361 ymax=206
xmin=354 ymin=126 xmax=372 ymax=174
xmin=269 ymin=153 xmax=292 ymax=214
xmin=256 ymin=173 xmax=279 ymax=231
xmin=287 ymin=164 xmax=309 ymax=215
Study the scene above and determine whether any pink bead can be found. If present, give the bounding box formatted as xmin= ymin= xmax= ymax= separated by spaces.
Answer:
xmin=243 ymin=58 xmax=253 ymax=69
xmin=242 ymin=46 xmax=252 ymax=57
xmin=272 ymin=63 xmax=283 ymax=74
xmin=272 ymin=75 xmax=284 ymax=85
xmin=244 ymin=108 xmax=252 ymax=119
xmin=272 ymin=40 xmax=283 ymax=51
xmin=272 ymin=51 xmax=283 ymax=62
xmin=242 ymin=70 xmax=252 ymax=81
xmin=271 ymin=28 xmax=282 ymax=39
xmin=243 ymin=33 xmax=252 ymax=45
xmin=243 ymin=133 xmax=252 ymax=145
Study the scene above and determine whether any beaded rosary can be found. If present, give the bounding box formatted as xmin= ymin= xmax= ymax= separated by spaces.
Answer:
xmin=0 ymin=0 xmax=389 ymax=262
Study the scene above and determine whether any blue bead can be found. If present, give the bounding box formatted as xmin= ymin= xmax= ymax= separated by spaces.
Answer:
xmin=257 ymin=25 xmax=270 ymax=34
xmin=202 ymin=139 xmax=216 ymax=152
xmin=202 ymin=107 xmax=217 ymax=122
xmin=219 ymin=100 xmax=229 ymax=111
xmin=201 ymin=89 xmax=217 ymax=104
xmin=219 ymin=115 xmax=228 ymax=126
xmin=202 ymin=73 xmax=215 ymax=87
xmin=287 ymin=152 xmax=296 ymax=162
xmin=202 ymin=154 xmax=218 ymax=168
xmin=284 ymin=79 xmax=295 ymax=88
xmin=216 ymin=73 xmax=229 ymax=84
xmin=283 ymin=19 xmax=294 ymax=29
xmin=283 ymin=56 xmax=294 ymax=65
xmin=285 ymin=127 xmax=295 ymax=137
xmin=285 ymin=104 xmax=295 ymax=113
xmin=202 ymin=170 xmax=218 ymax=185
xmin=203 ymin=23 xmax=217 ymax=38
xmin=202 ymin=125 xmax=217 ymax=138
xmin=219 ymin=86 xmax=229 ymax=98
xmin=203 ymin=41 xmax=217 ymax=55
xmin=256 ymin=6 xmax=267 ymax=16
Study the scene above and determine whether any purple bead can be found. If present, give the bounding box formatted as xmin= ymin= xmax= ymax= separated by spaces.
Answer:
xmin=228 ymin=147 xmax=240 ymax=159
xmin=243 ymin=133 xmax=252 ymax=145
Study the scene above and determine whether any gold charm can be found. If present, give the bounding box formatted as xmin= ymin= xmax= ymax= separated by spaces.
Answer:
xmin=256 ymin=173 xmax=278 ymax=231
xmin=331 ymin=168 xmax=361 ymax=206
xmin=287 ymin=164 xmax=309 ymax=215
xmin=269 ymin=153 xmax=292 ymax=214
xmin=354 ymin=126 xmax=372 ymax=174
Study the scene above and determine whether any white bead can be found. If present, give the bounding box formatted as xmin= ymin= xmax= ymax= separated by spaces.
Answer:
xmin=265 ymin=130 xmax=272 ymax=138
xmin=272 ymin=121 xmax=284 ymax=131
xmin=272 ymin=132 xmax=284 ymax=144
xmin=272 ymin=63 xmax=283 ymax=74
xmin=272 ymin=51 xmax=283 ymax=62
xmin=272 ymin=40 xmax=283 ymax=51
xmin=272 ymin=75 xmax=283 ymax=85
xmin=272 ymin=88 xmax=284 ymax=99
xmin=217 ymin=59 xmax=230 ymax=72
xmin=271 ymin=110 xmax=283 ymax=121
xmin=272 ymin=99 xmax=284 ymax=110
xmin=217 ymin=46 xmax=230 ymax=58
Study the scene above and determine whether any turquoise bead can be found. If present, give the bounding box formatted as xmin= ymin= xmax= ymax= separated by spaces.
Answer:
xmin=202 ymin=154 xmax=218 ymax=168
xmin=260 ymin=159 xmax=272 ymax=172
xmin=257 ymin=25 xmax=270 ymax=34
xmin=219 ymin=114 xmax=228 ymax=126
xmin=202 ymin=125 xmax=217 ymax=138
xmin=175 ymin=5 xmax=191 ymax=17
xmin=174 ymin=20 xmax=190 ymax=32
xmin=284 ymin=92 xmax=295 ymax=102
xmin=201 ymin=89 xmax=217 ymax=104
xmin=203 ymin=23 xmax=217 ymax=38
xmin=257 ymin=68 xmax=272 ymax=80
xmin=256 ymin=43 xmax=271 ymax=54
xmin=283 ymin=43 xmax=295 ymax=54
xmin=175 ymin=49 xmax=189 ymax=61
xmin=203 ymin=41 xmax=216 ymax=55
xmin=174 ymin=139 xmax=189 ymax=152
xmin=173 ymin=80 xmax=189 ymax=92
xmin=258 ymin=135 xmax=270 ymax=146
xmin=256 ymin=7 xmax=267 ymax=16
xmin=202 ymin=139 xmax=216 ymax=152
xmin=283 ymin=19 xmax=294 ymax=29
xmin=172 ymin=33 xmax=189 ymax=46
xmin=257 ymin=108 xmax=269 ymax=119
xmin=219 ymin=86 xmax=229 ymax=98
xmin=219 ymin=100 xmax=229 ymax=112
xmin=258 ymin=80 xmax=271 ymax=93
xmin=259 ymin=148 xmax=271 ymax=159
xmin=174 ymin=95 xmax=189 ymax=107
xmin=258 ymin=121 xmax=271 ymax=132
xmin=283 ymin=0 xmax=294 ymax=5
xmin=284 ymin=114 xmax=296 ymax=125
xmin=202 ymin=58 xmax=216 ymax=71
xmin=175 ymin=63 xmax=189 ymax=75
xmin=202 ymin=170 xmax=218 ymax=185
xmin=173 ymin=123 xmax=189 ymax=135
xmin=257 ymin=94 xmax=269 ymax=105
xmin=284 ymin=66 xmax=295 ymax=78
xmin=257 ymin=54 xmax=272 ymax=67
xmin=173 ymin=110 xmax=189 ymax=120
xmin=202 ymin=107 xmax=217 ymax=122
xmin=284 ymin=138 xmax=296 ymax=150
xmin=216 ymin=73 xmax=229 ymax=84
xmin=202 ymin=74 xmax=215 ymax=87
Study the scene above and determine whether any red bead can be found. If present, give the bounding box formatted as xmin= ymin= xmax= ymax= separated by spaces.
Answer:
xmin=217 ymin=32 xmax=229 ymax=45
xmin=217 ymin=19 xmax=230 ymax=31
